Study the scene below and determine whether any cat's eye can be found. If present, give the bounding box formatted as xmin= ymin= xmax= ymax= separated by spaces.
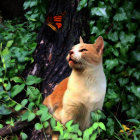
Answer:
xmin=79 ymin=49 xmax=88 ymax=52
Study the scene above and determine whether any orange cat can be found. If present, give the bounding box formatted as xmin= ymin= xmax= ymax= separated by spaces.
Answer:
xmin=43 ymin=36 xmax=106 ymax=130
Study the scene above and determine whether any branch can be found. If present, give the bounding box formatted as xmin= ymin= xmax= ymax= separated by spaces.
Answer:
xmin=0 ymin=121 xmax=32 ymax=137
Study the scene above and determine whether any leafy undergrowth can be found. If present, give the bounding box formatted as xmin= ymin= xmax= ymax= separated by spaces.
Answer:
xmin=0 ymin=0 xmax=140 ymax=139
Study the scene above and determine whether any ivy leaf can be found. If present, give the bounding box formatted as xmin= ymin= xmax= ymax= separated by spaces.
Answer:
xmin=28 ymin=112 xmax=36 ymax=122
xmin=0 ymin=124 xmax=3 ymax=128
xmin=90 ymin=132 xmax=98 ymax=140
xmin=50 ymin=117 xmax=56 ymax=129
xmin=91 ymin=7 xmax=107 ymax=17
xmin=130 ymin=84 xmax=140 ymax=98
xmin=105 ymin=59 xmax=119 ymax=70
xmin=21 ymin=99 xmax=28 ymax=107
xmin=77 ymin=0 xmax=87 ymax=11
xmin=131 ymin=51 xmax=140 ymax=61
xmin=23 ymin=1 xmax=31 ymax=9
xmin=21 ymin=111 xmax=30 ymax=121
xmin=4 ymin=81 xmax=11 ymax=91
xmin=10 ymin=77 xmax=24 ymax=83
xmin=92 ymin=122 xmax=99 ymax=130
xmin=20 ymin=132 xmax=28 ymax=140
xmin=6 ymin=40 xmax=14 ymax=47
xmin=26 ymin=86 xmax=40 ymax=101
xmin=106 ymin=118 xmax=114 ymax=136
xmin=26 ymin=75 xmax=42 ymax=85
xmin=28 ymin=102 xmax=35 ymax=110
xmin=107 ymin=32 xmax=118 ymax=42
xmin=11 ymin=84 xmax=25 ymax=98
xmin=35 ymin=123 xmax=43 ymax=130
xmin=98 ymin=122 xmax=106 ymax=131
xmin=54 ymin=121 xmax=64 ymax=135
xmin=71 ymin=124 xmax=79 ymax=133
xmin=15 ymin=104 xmax=22 ymax=111
xmin=65 ymin=120 xmax=73 ymax=128
xmin=83 ymin=129 xmax=90 ymax=140
xmin=43 ymin=121 xmax=49 ymax=128
xmin=0 ymin=105 xmax=11 ymax=115
xmin=118 ymin=78 xmax=129 ymax=86
xmin=113 ymin=12 xmax=127 ymax=21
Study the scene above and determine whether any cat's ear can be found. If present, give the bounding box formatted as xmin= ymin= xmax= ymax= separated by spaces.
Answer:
xmin=79 ymin=36 xmax=84 ymax=43
xmin=95 ymin=36 xmax=104 ymax=55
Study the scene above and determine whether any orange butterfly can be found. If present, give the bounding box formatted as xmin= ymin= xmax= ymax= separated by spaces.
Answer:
xmin=46 ymin=12 xmax=66 ymax=31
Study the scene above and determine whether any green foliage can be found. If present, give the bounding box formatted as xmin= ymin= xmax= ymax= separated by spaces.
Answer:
xmin=23 ymin=0 xmax=48 ymax=30
xmin=0 ymin=0 xmax=140 ymax=139
xmin=78 ymin=0 xmax=140 ymax=139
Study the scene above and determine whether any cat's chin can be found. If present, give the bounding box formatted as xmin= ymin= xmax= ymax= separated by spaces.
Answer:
xmin=69 ymin=62 xmax=85 ymax=71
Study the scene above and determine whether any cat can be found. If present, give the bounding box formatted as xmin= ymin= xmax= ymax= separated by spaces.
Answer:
xmin=43 ymin=36 xmax=106 ymax=131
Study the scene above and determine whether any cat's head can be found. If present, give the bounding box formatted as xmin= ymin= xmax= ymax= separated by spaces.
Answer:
xmin=66 ymin=36 xmax=104 ymax=71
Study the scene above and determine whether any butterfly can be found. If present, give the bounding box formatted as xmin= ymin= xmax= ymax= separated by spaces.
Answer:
xmin=46 ymin=12 xmax=66 ymax=31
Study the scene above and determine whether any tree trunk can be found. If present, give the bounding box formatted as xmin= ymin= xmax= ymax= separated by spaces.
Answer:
xmin=24 ymin=0 xmax=89 ymax=98
xmin=23 ymin=0 xmax=90 ymax=139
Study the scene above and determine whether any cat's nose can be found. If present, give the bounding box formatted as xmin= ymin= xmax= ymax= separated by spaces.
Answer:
xmin=69 ymin=50 xmax=74 ymax=55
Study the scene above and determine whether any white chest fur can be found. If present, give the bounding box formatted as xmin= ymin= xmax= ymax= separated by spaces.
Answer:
xmin=63 ymin=64 xmax=106 ymax=112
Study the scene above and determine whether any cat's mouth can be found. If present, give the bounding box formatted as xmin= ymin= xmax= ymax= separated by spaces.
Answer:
xmin=69 ymin=57 xmax=78 ymax=64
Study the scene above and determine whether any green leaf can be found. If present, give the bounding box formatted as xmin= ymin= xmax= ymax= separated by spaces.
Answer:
xmin=21 ymin=111 xmax=30 ymax=121
xmin=41 ymin=112 xmax=51 ymax=122
xmin=98 ymin=122 xmax=106 ymax=131
xmin=127 ymin=119 xmax=140 ymax=125
xmin=4 ymin=81 xmax=11 ymax=91
xmin=118 ymin=78 xmax=129 ymax=86
xmin=20 ymin=132 xmax=28 ymax=140
xmin=130 ymin=85 xmax=140 ymax=98
xmin=54 ymin=121 xmax=64 ymax=135
xmin=10 ymin=77 xmax=24 ymax=83
xmin=6 ymin=40 xmax=14 ymax=47
xmin=0 ymin=124 xmax=3 ymax=128
xmin=78 ymin=129 xmax=82 ymax=136
xmin=90 ymin=132 xmax=98 ymax=140
xmin=105 ymin=59 xmax=119 ymax=70
xmin=21 ymin=99 xmax=28 ymax=107
xmin=23 ymin=1 xmax=31 ymax=9
xmin=15 ymin=104 xmax=22 ymax=111
xmin=91 ymin=7 xmax=107 ymax=17
xmin=106 ymin=118 xmax=114 ymax=136
xmin=35 ymin=123 xmax=43 ymax=130
xmin=131 ymin=51 xmax=140 ymax=61
xmin=11 ymin=84 xmax=25 ymax=98
xmin=43 ymin=121 xmax=49 ymax=128
xmin=83 ymin=129 xmax=90 ymax=140
xmin=71 ymin=124 xmax=79 ymax=133
xmin=28 ymin=102 xmax=35 ymax=110
xmin=6 ymin=118 xmax=14 ymax=126
xmin=50 ymin=117 xmax=56 ymax=129
xmin=120 ymin=32 xmax=136 ymax=44
xmin=113 ymin=12 xmax=127 ymax=21
xmin=0 ymin=105 xmax=12 ymax=115
xmin=28 ymin=112 xmax=36 ymax=122
xmin=65 ymin=120 xmax=73 ymax=128
xmin=77 ymin=0 xmax=87 ymax=11
xmin=26 ymin=86 xmax=40 ymax=101
xmin=92 ymin=122 xmax=99 ymax=130
xmin=108 ymin=32 xmax=118 ymax=42
xmin=26 ymin=75 xmax=42 ymax=85
xmin=30 ymin=1 xmax=38 ymax=7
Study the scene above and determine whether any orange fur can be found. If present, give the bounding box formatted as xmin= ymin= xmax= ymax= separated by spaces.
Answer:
xmin=43 ymin=78 xmax=68 ymax=118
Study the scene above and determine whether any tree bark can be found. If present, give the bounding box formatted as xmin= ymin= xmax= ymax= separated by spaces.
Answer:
xmin=24 ymin=0 xmax=90 ymax=98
